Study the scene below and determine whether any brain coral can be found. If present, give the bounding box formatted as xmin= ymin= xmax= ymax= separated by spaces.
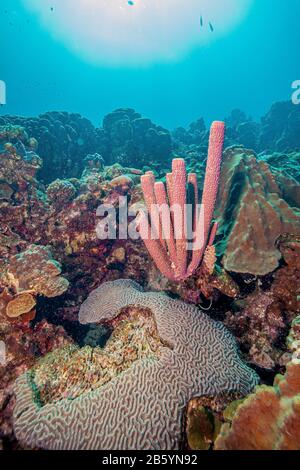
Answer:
xmin=13 ymin=280 xmax=259 ymax=450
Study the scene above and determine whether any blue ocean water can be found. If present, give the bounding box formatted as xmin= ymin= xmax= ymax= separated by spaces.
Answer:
xmin=0 ymin=0 xmax=299 ymax=127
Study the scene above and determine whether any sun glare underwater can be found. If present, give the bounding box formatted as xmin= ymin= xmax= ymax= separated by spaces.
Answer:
xmin=22 ymin=0 xmax=253 ymax=66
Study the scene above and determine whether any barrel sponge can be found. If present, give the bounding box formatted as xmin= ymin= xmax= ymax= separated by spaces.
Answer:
xmin=13 ymin=280 xmax=259 ymax=450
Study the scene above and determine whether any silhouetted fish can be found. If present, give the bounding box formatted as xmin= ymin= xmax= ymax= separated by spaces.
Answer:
xmin=209 ymin=22 xmax=214 ymax=32
xmin=200 ymin=16 xmax=203 ymax=27
xmin=128 ymin=1 xmax=134 ymax=5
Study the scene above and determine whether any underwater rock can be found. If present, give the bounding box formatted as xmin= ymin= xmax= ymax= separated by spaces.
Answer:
xmin=215 ymin=360 xmax=300 ymax=450
xmin=13 ymin=279 xmax=258 ymax=450
xmin=215 ymin=147 xmax=300 ymax=275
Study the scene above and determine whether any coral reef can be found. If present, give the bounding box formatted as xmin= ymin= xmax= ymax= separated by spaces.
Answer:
xmin=2 ymin=244 xmax=69 ymax=298
xmin=0 ymin=112 xmax=105 ymax=183
xmin=215 ymin=360 xmax=300 ymax=450
xmin=259 ymin=151 xmax=300 ymax=184
xmin=0 ymin=244 xmax=69 ymax=326
xmin=0 ymin=108 xmax=172 ymax=183
xmin=173 ymin=100 xmax=300 ymax=155
xmin=0 ymin=102 xmax=299 ymax=450
xmin=13 ymin=280 xmax=258 ymax=450
xmin=258 ymin=101 xmax=300 ymax=152
xmin=185 ymin=309 xmax=300 ymax=451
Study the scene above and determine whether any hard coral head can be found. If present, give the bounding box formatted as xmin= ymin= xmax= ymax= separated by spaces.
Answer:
xmin=78 ymin=279 xmax=144 ymax=325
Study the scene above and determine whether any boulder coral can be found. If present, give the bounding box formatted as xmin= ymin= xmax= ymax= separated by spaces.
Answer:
xmin=215 ymin=147 xmax=300 ymax=275
xmin=13 ymin=280 xmax=259 ymax=450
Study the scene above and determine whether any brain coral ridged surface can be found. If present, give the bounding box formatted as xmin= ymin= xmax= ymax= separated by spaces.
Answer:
xmin=13 ymin=280 xmax=259 ymax=450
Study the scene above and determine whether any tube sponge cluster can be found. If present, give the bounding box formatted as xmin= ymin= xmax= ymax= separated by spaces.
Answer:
xmin=139 ymin=121 xmax=225 ymax=281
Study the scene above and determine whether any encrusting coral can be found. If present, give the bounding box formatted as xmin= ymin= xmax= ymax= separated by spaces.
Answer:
xmin=215 ymin=360 xmax=300 ymax=450
xmin=13 ymin=279 xmax=259 ymax=450
xmin=138 ymin=121 xmax=225 ymax=281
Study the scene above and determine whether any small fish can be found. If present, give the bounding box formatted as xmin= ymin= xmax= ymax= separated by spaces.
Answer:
xmin=50 ymin=7 xmax=54 ymax=12
xmin=128 ymin=1 xmax=134 ymax=5
xmin=200 ymin=16 xmax=203 ymax=27
xmin=209 ymin=22 xmax=214 ymax=32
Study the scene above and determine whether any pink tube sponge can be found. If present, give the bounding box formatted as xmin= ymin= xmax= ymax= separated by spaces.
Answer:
xmin=139 ymin=121 xmax=225 ymax=281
